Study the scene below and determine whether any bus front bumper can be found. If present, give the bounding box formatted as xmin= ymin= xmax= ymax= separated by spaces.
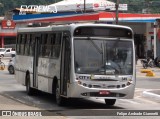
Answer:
xmin=67 ymin=82 xmax=135 ymax=99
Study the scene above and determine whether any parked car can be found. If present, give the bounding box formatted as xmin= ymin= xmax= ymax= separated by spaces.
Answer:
xmin=8 ymin=56 xmax=15 ymax=74
xmin=0 ymin=48 xmax=16 ymax=57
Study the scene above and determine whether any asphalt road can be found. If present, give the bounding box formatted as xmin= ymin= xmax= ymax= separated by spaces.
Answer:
xmin=0 ymin=70 xmax=160 ymax=119
xmin=136 ymin=77 xmax=160 ymax=89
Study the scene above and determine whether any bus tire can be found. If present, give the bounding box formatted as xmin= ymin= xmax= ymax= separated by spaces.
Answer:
xmin=55 ymin=83 xmax=65 ymax=106
xmin=8 ymin=65 xmax=14 ymax=74
xmin=26 ymin=74 xmax=34 ymax=96
xmin=104 ymin=99 xmax=116 ymax=106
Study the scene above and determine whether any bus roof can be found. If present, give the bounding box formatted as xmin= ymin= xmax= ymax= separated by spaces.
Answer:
xmin=17 ymin=23 xmax=133 ymax=33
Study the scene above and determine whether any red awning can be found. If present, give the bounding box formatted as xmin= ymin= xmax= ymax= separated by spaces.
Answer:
xmin=0 ymin=33 xmax=17 ymax=37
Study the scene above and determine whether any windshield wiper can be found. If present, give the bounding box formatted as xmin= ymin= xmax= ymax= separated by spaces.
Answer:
xmin=110 ymin=38 xmax=120 ymax=49
xmin=88 ymin=38 xmax=103 ymax=54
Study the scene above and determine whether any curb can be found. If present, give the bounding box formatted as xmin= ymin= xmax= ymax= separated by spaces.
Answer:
xmin=137 ymin=75 xmax=160 ymax=78
xmin=0 ymin=67 xmax=8 ymax=71
xmin=140 ymin=69 xmax=152 ymax=73
xmin=146 ymin=71 xmax=155 ymax=77
xmin=142 ymin=91 xmax=160 ymax=102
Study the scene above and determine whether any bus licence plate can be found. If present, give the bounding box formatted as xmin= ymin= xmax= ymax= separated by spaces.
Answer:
xmin=99 ymin=90 xmax=110 ymax=95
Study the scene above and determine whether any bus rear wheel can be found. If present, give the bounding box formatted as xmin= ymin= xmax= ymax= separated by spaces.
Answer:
xmin=104 ymin=99 xmax=116 ymax=106
xmin=55 ymin=83 xmax=65 ymax=106
xmin=26 ymin=74 xmax=34 ymax=95
xmin=8 ymin=65 xmax=14 ymax=74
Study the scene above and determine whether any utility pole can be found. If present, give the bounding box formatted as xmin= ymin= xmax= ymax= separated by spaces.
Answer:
xmin=115 ymin=0 xmax=119 ymax=24
xmin=84 ymin=0 xmax=86 ymax=13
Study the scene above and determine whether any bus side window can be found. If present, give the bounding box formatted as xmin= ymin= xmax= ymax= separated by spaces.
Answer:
xmin=41 ymin=34 xmax=48 ymax=57
xmin=20 ymin=34 xmax=26 ymax=55
xmin=19 ymin=35 xmax=22 ymax=55
xmin=54 ymin=33 xmax=62 ymax=58
xmin=50 ymin=32 xmax=61 ymax=58
xmin=42 ymin=33 xmax=52 ymax=57
xmin=23 ymin=34 xmax=27 ymax=55
xmin=50 ymin=33 xmax=56 ymax=58
xmin=16 ymin=34 xmax=21 ymax=55
xmin=29 ymin=34 xmax=35 ymax=56
xmin=39 ymin=34 xmax=43 ymax=57
xmin=24 ymin=34 xmax=31 ymax=56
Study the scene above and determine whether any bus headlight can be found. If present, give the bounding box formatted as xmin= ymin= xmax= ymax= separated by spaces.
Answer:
xmin=127 ymin=80 xmax=132 ymax=86
xmin=78 ymin=80 xmax=82 ymax=85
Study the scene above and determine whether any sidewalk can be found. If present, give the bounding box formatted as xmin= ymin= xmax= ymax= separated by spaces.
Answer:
xmin=136 ymin=59 xmax=160 ymax=102
xmin=0 ymin=93 xmax=67 ymax=118
xmin=136 ymin=59 xmax=160 ymax=77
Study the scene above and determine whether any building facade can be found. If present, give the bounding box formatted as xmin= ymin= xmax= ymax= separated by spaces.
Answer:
xmin=0 ymin=19 xmax=17 ymax=49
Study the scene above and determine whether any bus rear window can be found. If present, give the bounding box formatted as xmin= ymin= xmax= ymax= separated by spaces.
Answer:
xmin=74 ymin=26 xmax=132 ymax=39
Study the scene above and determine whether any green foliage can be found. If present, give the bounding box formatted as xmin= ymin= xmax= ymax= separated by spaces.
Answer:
xmin=110 ymin=0 xmax=160 ymax=13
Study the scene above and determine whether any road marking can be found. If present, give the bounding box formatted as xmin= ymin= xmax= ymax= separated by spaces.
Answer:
xmin=136 ymin=88 xmax=159 ymax=90
xmin=135 ymin=88 xmax=154 ymax=91
xmin=119 ymin=99 xmax=140 ymax=104
xmin=143 ymin=91 xmax=160 ymax=100
xmin=135 ymin=97 xmax=159 ymax=104
xmin=134 ymin=88 xmax=160 ymax=104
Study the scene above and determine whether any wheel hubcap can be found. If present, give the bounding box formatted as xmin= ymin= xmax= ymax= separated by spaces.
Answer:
xmin=56 ymin=89 xmax=59 ymax=97
xmin=10 ymin=67 xmax=13 ymax=73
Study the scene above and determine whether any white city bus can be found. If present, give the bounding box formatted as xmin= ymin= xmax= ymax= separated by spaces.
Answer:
xmin=15 ymin=23 xmax=136 ymax=106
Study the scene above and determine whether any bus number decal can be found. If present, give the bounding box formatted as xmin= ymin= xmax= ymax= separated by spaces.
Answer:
xmin=79 ymin=76 xmax=91 ymax=80
xmin=122 ymin=77 xmax=127 ymax=81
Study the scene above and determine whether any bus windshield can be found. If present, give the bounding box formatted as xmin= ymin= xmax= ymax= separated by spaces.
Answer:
xmin=74 ymin=38 xmax=133 ymax=75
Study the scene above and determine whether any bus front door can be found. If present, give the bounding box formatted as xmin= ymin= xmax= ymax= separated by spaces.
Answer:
xmin=33 ymin=36 xmax=40 ymax=88
xmin=60 ymin=36 xmax=71 ymax=96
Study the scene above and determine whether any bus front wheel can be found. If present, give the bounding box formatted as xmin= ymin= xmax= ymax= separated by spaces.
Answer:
xmin=55 ymin=83 xmax=65 ymax=106
xmin=104 ymin=99 xmax=116 ymax=106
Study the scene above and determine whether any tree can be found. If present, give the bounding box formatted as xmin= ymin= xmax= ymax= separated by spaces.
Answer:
xmin=110 ymin=0 xmax=160 ymax=13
